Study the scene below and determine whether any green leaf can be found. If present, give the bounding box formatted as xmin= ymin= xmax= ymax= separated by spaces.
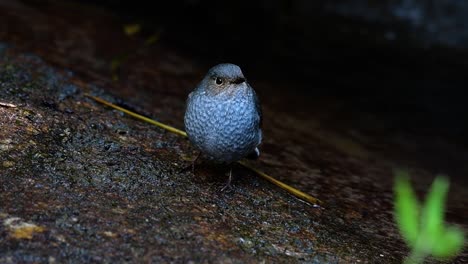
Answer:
xmin=421 ymin=176 xmax=449 ymax=242
xmin=394 ymin=170 xmax=420 ymax=246
xmin=431 ymin=226 xmax=465 ymax=258
xmin=394 ymin=172 xmax=465 ymax=263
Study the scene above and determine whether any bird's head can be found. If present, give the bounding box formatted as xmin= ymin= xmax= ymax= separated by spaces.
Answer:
xmin=201 ymin=63 xmax=248 ymax=95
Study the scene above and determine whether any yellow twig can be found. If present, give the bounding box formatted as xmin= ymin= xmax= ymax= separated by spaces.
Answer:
xmin=237 ymin=160 xmax=322 ymax=205
xmin=84 ymin=93 xmax=322 ymax=205
xmin=85 ymin=94 xmax=187 ymax=137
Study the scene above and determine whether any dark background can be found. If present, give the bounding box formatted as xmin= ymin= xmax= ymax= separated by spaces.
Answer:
xmin=78 ymin=0 xmax=468 ymax=140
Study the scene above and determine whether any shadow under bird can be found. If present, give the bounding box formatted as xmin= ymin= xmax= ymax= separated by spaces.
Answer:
xmin=184 ymin=63 xmax=262 ymax=188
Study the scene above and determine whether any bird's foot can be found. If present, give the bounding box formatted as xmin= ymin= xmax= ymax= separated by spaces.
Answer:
xmin=179 ymin=163 xmax=195 ymax=174
xmin=179 ymin=152 xmax=201 ymax=174
xmin=220 ymin=169 xmax=234 ymax=192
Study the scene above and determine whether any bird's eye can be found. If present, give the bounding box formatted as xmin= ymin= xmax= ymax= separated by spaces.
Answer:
xmin=215 ymin=77 xmax=223 ymax=85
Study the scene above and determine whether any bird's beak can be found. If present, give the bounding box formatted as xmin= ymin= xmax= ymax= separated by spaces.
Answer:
xmin=232 ymin=77 xmax=246 ymax=84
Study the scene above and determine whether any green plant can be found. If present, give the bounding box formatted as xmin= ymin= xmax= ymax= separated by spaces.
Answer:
xmin=394 ymin=170 xmax=465 ymax=264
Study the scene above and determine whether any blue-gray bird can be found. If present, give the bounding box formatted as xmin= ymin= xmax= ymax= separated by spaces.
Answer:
xmin=184 ymin=63 xmax=262 ymax=187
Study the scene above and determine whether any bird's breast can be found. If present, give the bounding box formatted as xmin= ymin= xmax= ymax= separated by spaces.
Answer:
xmin=184 ymin=90 xmax=260 ymax=163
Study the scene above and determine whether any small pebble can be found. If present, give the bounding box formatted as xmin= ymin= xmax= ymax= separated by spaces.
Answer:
xmin=3 ymin=161 xmax=15 ymax=168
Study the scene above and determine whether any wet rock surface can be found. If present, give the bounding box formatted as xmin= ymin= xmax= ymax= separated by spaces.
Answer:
xmin=0 ymin=1 xmax=466 ymax=263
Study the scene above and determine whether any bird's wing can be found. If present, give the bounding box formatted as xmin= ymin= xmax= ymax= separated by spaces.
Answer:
xmin=252 ymin=88 xmax=262 ymax=127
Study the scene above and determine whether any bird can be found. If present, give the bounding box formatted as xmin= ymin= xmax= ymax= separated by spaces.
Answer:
xmin=184 ymin=63 xmax=262 ymax=189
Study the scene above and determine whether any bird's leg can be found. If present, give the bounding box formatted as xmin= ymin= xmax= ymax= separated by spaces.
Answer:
xmin=191 ymin=151 xmax=201 ymax=174
xmin=220 ymin=167 xmax=233 ymax=192
xmin=179 ymin=151 xmax=201 ymax=174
